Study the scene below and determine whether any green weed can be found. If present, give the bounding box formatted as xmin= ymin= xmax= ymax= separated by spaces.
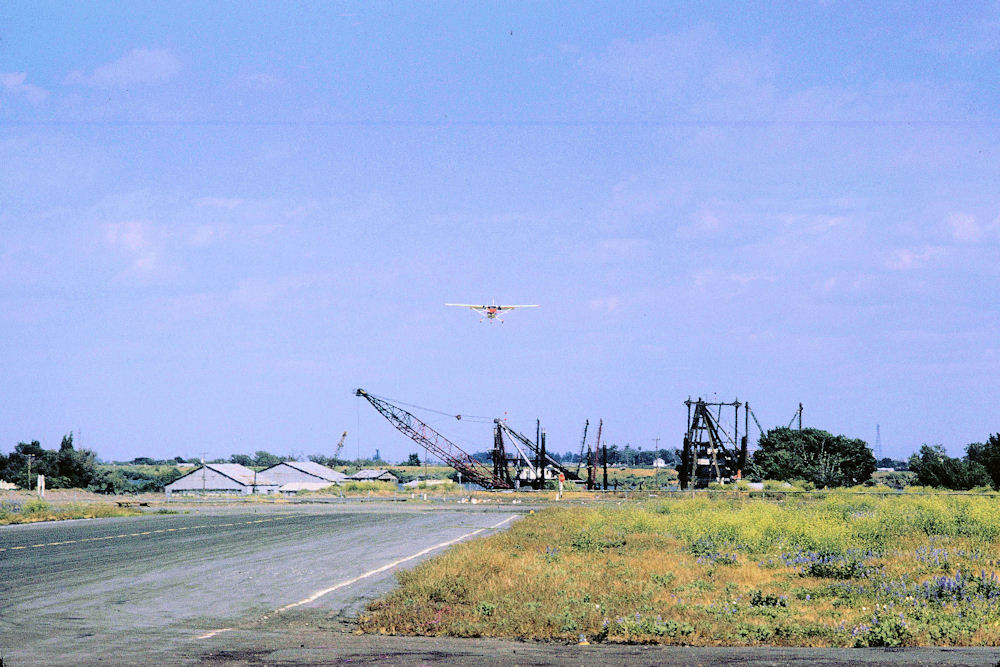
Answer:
xmin=359 ymin=492 xmax=1000 ymax=647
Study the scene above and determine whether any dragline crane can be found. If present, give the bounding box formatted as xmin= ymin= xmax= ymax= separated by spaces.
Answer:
xmin=495 ymin=420 xmax=582 ymax=483
xmin=575 ymin=419 xmax=589 ymax=478
xmin=334 ymin=431 xmax=348 ymax=460
xmin=355 ymin=389 xmax=513 ymax=490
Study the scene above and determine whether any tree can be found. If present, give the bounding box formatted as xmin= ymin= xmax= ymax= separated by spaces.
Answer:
xmin=965 ymin=434 xmax=1000 ymax=490
xmin=751 ymin=427 xmax=876 ymax=487
xmin=55 ymin=439 xmax=98 ymax=488
xmin=405 ymin=453 xmax=422 ymax=466
xmin=252 ymin=450 xmax=283 ymax=467
xmin=229 ymin=454 xmax=254 ymax=466
xmin=1 ymin=435 xmax=100 ymax=490
xmin=87 ymin=468 xmax=131 ymax=494
xmin=908 ymin=444 xmax=992 ymax=490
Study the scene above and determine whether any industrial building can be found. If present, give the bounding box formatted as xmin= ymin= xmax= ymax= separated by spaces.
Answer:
xmin=347 ymin=469 xmax=399 ymax=484
xmin=259 ymin=460 xmax=347 ymax=491
xmin=164 ymin=463 xmax=278 ymax=497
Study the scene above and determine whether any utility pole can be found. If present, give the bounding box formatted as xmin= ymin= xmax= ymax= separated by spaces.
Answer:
xmin=201 ymin=453 xmax=207 ymax=495
xmin=26 ymin=454 xmax=33 ymax=491
xmin=588 ymin=419 xmax=602 ymax=490
xmin=798 ymin=403 xmax=803 ymax=430
xmin=602 ymin=443 xmax=608 ymax=491
xmin=535 ymin=419 xmax=541 ymax=490
xmin=539 ymin=430 xmax=547 ymax=489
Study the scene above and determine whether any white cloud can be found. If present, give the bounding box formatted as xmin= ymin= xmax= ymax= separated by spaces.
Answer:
xmin=189 ymin=225 xmax=224 ymax=247
xmin=885 ymin=246 xmax=945 ymax=271
xmin=104 ymin=220 xmax=161 ymax=274
xmin=677 ymin=208 xmax=725 ymax=238
xmin=166 ymin=274 xmax=325 ymax=320
xmin=947 ymin=211 xmax=1000 ymax=245
xmin=234 ymin=72 xmax=284 ymax=91
xmin=692 ymin=269 xmax=773 ymax=290
xmin=194 ymin=197 xmax=244 ymax=210
xmin=600 ymin=178 xmax=687 ymax=231
xmin=948 ymin=212 xmax=982 ymax=243
xmin=66 ymin=48 xmax=181 ymax=88
xmin=588 ymin=296 xmax=620 ymax=313
xmin=284 ymin=203 xmax=318 ymax=219
xmin=921 ymin=9 xmax=1000 ymax=56
xmin=779 ymin=213 xmax=850 ymax=234
xmin=579 ymin=24 xmax=777 ymax=116
xmin=583 ymin=25 xmax=723 ymax=86
xmin=0 ymin=72 xmax=48 ymax=104
xmin=590 ymin=238 xmax=650 ymax=262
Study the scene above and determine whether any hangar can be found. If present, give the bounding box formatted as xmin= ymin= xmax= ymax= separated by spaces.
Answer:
xmin=347 ymin=469 xmax=399 ymax=484
xmin=259 ymin=460 xmax=347 ymax=487
xmin=164 ymin=463 xmax=279 ymax=497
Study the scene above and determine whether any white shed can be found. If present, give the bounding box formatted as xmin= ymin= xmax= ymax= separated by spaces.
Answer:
xmin=347 ymin=469 xmax=399 ymax=484
xmin=259 ymin=460 xmax=347 ymax=486
xmin=164 ymin=463 xmax=278 ymax=497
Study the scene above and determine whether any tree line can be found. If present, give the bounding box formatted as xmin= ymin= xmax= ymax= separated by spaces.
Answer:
xmin=0 ymin=434 xmax=182 ymax=493
xmin=3 ymin=430 xmax=1000 ymax=493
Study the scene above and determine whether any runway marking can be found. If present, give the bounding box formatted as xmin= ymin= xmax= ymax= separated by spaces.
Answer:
xmin=195 ymin=628 xmax=234 ymax=640
xmin=274 ymin=515 xmax=518 ymax=614
xmin=193 ymin=516 xmax=521 ymax=642
xmin=0 ymin=514 xmax=297 ymax=553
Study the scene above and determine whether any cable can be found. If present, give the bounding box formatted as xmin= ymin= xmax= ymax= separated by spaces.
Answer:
xmin=366 ymin=393 xmax=493 ymax=423
xmin=355 ymin=395 xmax=361 ymax=461
xmin=749 ymin=407 xmax=766 ymax=437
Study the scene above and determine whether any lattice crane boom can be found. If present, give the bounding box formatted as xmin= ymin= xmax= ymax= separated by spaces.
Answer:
xmin=355 ymin=389 xmax=512 ymax=490
xmin=497 ymin=421 xmax=582 ymax=481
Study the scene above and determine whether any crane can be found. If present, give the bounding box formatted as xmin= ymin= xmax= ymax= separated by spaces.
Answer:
xmin=575 ymin=419 xmax=589 ymax=477
xmin=355 ymin=389 xmax=512 ymax=489
xmin=496 ymin=420 xmax=582 ymax=482
xmin=334 ymin=431 xmax=348 ymax=461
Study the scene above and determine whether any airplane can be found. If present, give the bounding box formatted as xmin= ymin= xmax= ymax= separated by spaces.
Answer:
xmin=446 ymin=302 xmax=539 ymax=323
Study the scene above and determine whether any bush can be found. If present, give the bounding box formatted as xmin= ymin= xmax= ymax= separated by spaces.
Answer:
xmin=908 ymin=445 xmax=992 ymax=490
xmin=752 ymin=428 xmax=876 ymax=487
xmin=340 ymin=481 xmax=396 ymax=494
xmin=23 ymin=499 xmax=51 ymax=514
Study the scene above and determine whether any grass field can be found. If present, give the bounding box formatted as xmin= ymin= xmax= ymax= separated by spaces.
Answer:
xmin=359 ymin=491 xmax=1000 ymax=647
xmin=0 ymin=497 xmax=142 ymax=525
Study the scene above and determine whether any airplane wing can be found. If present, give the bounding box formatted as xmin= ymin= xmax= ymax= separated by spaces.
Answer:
xmin=445 ymin=304 xmax=488 ymax=309
xmin=498 ymin=305 xmax=539 ymax=310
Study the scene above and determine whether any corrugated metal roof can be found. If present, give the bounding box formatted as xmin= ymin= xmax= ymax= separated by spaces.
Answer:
xmin=204 ymin=463 xmax=278 ymax=486
xmin=348 ymin=468 xmax=396 ymax=480
xmin=274 ymin=460 xmax=347 ymax=482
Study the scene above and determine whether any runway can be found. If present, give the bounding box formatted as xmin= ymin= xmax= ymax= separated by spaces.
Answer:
xmin=0 ymin=502 xmax=520 ymax=665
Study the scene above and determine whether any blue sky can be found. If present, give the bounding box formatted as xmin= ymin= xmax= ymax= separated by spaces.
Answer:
xmin=2 ymin=2 xmax=998 ymax=463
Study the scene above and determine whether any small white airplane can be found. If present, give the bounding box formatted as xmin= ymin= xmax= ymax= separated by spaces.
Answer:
xmin=446 ymin=302 xmax=539 ymax=323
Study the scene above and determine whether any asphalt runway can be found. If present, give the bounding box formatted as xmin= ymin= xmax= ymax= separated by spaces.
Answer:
xmin=0 ymin=502 xmax=521 ymax=665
